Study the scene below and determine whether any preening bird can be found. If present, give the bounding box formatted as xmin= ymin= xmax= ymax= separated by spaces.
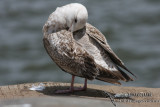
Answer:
xmin=43 ymin=3 xmax=136 ymax=93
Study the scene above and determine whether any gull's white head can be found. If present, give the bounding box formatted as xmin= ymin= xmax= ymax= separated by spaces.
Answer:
xmin=45 ymin=3 xmax=88 ymax=33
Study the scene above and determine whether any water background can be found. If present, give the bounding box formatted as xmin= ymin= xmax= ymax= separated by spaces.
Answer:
xmin=0 ymin=0 xmax=160 ymax=88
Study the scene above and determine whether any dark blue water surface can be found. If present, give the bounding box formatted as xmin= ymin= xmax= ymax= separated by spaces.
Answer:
xmin=0 ymin=0 xmax=160 ymax=88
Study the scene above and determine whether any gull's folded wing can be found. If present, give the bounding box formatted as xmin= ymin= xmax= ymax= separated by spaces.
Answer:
xmin=86 ymin=23 xmax=136 ymax=79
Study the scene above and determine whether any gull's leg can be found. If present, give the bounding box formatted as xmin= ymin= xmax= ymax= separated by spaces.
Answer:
xmin=55 ymin=76 xmax=87 ymax=94
xmin=55 ymin=75 xmax=75 ymax=94
xmin=84 ymin=78 xmax=87 ymax=90
xmin=73 ymin=78 xmax=87 ymax=91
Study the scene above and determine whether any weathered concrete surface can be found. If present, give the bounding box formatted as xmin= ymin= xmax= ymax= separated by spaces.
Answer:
xmin=0 ymin=97 xmax=127 ymax=107
xmin=0 ymin=82 xmax=160 ymax=107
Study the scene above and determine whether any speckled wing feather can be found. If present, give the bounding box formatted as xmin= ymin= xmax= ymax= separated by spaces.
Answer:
xmin=86 ymin=23 xmax=136 ymax=80
xmin=43 ymin=30 xmax=99 ymax=80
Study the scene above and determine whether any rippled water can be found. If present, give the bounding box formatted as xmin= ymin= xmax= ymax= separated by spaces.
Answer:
xmin=0 ymin=0 xmax=160 ymax=88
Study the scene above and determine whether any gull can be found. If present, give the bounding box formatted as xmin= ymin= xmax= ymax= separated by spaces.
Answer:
xmin=43 ymin=3 xmax=136 ymax=93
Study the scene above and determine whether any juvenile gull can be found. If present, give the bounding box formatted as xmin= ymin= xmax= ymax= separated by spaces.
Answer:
xmin=43 ymin=3 xmax=136 ymax=93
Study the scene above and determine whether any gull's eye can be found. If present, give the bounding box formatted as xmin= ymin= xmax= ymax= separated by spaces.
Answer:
xmin=75 ymin=18 xmax=77 ymax=23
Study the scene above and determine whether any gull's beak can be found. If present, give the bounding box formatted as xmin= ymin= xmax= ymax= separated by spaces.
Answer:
xmin=68 ymin=23 xmax=74 ymax=32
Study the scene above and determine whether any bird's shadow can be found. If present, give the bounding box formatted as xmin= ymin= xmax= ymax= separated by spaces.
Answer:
xmin=38 ymin=85 xmax=133 ymax=100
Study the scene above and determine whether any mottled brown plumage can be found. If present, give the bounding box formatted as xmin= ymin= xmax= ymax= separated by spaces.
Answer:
xmin=43 ymin=23 xmax=135 ymax=85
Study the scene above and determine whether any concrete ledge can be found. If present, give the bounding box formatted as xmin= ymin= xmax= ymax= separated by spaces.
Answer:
xmin=0 ymin=82 xmax=160 ymax=107
xmin=0 ymin=96 xmax=127 ymax=107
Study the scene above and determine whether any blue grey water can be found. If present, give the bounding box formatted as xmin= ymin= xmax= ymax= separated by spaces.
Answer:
xmin=0 ymin=0 xmax=160 ymax=88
